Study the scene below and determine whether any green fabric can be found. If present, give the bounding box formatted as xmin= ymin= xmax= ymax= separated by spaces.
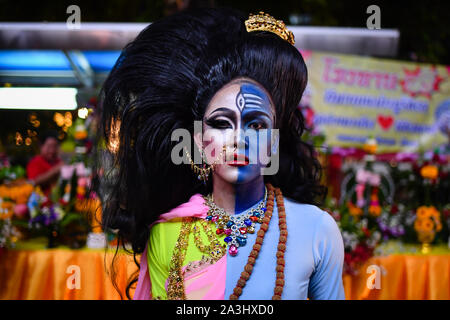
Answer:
xmin=147 ymin=218 xmax=219 ymax=299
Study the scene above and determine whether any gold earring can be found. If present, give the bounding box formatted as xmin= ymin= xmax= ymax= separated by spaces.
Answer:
xmin=184 ymin=147 xmax=213 ymax=184
xmin=184 ymin=146 xmax=230 ymax=184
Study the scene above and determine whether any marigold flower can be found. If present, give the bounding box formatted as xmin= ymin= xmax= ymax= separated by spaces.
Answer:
xmin=417 ymin=206 xmax=430 ymax=219
xmin=348 ymin=202 xmax=363 ymax=217
xmin=76 ymin=186 xmax=86 ymax=196
xmin=429 ymin=206 xmax=440 ymax=218
xmin=420 ymin=165 xmax=438 ymax=180
xmin=422 ymin=219 xmax=434 ymax=231
xmin=414 ymin=219 xmax=422 ymax=231
xmin=0 ymin=201 xmax=14 ymax=219
xmin=369 ymin=205 xmax=381 ymax=217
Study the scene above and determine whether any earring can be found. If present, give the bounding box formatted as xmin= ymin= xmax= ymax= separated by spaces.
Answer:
xmin=184 ymin=146 xmax=213 ymax=184
xmin=184 ymin=145 xmax=231 ymax=184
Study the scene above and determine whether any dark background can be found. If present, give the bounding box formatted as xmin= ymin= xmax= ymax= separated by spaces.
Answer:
xmin=0 ymin=0 xmax=449 ymax=64
xmin=1 ymin=0 xmax=449 ymax=166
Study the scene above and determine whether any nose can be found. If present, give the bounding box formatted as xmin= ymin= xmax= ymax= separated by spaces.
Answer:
xmin=233 ymin=127 xmax=248 ymax=154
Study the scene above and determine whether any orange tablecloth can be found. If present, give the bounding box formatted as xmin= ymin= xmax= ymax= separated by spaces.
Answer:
xmin=344 ymin=254 xmax=450 ymax=300
xmin=1 ymin=247 xmax=450 ymax=300
xmin=0 ymin=248 xmax=138 ymax=300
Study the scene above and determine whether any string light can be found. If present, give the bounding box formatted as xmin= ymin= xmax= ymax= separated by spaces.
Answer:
xmin=29 ymin=113 xmax=40 ymax=128
xmin=64 ymin=112 xmax=72 ymax=127
xmin=54 ymin=112 xmax=65 ymax=127
xmin=15 ymin=132 xmax=23 ymax=146
xmin=78 ymin=107 xmax=89 ymax=119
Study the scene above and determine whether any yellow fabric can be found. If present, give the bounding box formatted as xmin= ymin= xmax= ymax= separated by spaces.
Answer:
xmin=0 ymin=248 xmax=138 ymax=300
xmin=147 ymin=218 xmax=219 ymax=299
xmin=2 ymin=242 xmax=450 ymax=300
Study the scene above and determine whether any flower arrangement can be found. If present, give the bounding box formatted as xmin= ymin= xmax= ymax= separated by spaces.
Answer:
xmin=0 ymin=183 xmax=33 ymax=206
xmin=325 ymin=197 xmax=382 ymax=275
xmin=0 ymin=218 xmax=20 ymax=250
xmin=26 ymin=187 xmax=67 ymax=247
xmin=0 ymin=165 xmax=33 ymax=248
xmin=389 ymin=149 xmax=449 ymax=246
xmin=1 ymin=109 xmax=104 ymax=250
xmin=0 ymin=163 xmax=95 ymax=249
xmin=325 ymin=138 xmax=405 ymax=274
xmin=414 ymin=206 xmax=442 ymax=253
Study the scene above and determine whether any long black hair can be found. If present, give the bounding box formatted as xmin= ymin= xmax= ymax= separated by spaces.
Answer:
xmin=194 ymin=30 xmax=326 ymax=204
xmin=96 ymin=7 xmax=326 ymax=299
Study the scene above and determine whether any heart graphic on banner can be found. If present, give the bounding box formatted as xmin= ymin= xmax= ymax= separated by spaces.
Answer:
xmin=377 ymin=115 xmax=394 ymax=130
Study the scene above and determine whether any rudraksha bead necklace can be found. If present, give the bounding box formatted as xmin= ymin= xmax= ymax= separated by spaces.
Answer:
xmin=228 ymin=183 xmax=287 ymax=300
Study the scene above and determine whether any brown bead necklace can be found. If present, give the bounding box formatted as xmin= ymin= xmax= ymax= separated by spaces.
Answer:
xmin=229 ymin=183 xmax=287 ymax=300
xmin=166 ymin=183 xmax=287 ymax=300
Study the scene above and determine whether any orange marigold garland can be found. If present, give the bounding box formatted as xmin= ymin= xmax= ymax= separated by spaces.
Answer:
xmin=229 ymin=183 xmax=288 ymax=300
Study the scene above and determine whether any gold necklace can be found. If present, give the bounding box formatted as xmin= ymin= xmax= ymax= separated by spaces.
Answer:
xmin=167 ymin=217 xmax=226 ymax=300
xmin=166 ymin=185 xmax=284 ymax=300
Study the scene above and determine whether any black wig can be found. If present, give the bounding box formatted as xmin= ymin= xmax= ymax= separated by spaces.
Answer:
xmin=97 ymin=7 xmax=326 ymax=298
xmin=194 ymin=30 xmax=327 ymax=205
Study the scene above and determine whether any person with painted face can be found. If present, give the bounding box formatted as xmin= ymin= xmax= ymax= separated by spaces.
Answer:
xmin=98 ymin=8 xmax=345 ymax=300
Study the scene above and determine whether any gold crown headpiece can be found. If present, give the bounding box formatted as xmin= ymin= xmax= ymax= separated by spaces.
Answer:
xmin=245 ymin=11 xmax=295 ymax=46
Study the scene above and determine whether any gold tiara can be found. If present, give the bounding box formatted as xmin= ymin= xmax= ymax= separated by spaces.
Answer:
xmin=245 ymin=11 xmax=295 ymax=45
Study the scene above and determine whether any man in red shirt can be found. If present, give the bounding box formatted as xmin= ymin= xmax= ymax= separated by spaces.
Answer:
xmin=27 ymin=132 xmax=63 ymax=194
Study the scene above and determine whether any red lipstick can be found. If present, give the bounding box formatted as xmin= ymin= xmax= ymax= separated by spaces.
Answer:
xmin=227 ymin=153 xmax=249 ymax=166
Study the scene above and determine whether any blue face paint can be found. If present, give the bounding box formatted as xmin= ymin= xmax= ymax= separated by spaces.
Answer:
xmin=234 ymin=82 xmax=274 ymax=213
xmin=236 ymin=83 xmax=272 ymax=116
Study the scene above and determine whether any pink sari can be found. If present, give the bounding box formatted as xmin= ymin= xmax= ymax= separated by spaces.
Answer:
xmin=133 ymin=193 xmax=227 ymax=300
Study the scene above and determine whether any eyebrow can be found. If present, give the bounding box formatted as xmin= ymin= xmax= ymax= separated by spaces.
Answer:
xmin=209 ymin=107 xmax=231 ymax=116
xmin=206 ymin=107 xmax=237 ymax=122
xmin=242 ymin=110 xmax=273 ymax=123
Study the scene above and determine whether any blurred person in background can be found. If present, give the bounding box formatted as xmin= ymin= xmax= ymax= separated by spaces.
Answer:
xmin=26 ymin=131 xmax=63 ymax=194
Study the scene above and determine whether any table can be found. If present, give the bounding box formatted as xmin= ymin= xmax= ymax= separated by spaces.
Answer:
xmin=344 ymin=253 xmax=450 ymax=300
xmin=0 ymin=240 xmax=138 ymax=300
xmin=2 ymin=241 xmax=450 ymax=300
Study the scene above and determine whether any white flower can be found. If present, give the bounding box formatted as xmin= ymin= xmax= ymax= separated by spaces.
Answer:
xmin=54 ymin=206 xmax=66 ymax=221
xmin=342 ymin=231 xmax=358 ymax=251
xmin=372 ymin=231 xmax=382 ymax=242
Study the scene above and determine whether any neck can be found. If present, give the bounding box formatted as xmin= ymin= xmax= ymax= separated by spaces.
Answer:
xmin=211 ymin=175 xmax=266 ymax=215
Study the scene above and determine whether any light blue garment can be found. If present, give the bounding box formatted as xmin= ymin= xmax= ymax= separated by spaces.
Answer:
xmin=224 ymin=196 xmax=346 ymax=300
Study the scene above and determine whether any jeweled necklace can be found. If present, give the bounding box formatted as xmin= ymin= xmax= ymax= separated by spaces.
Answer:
xmin=167 ymin=183 xmax=287 ymax=300
xmin=203 ymin=187 xmax=267 ymax=257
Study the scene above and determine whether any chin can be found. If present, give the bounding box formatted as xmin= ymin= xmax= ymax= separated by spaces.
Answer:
xmin=213 ymin=165 xmax=239 ymax=184
xmin=214 ymin=164 xmax=262 ymax=185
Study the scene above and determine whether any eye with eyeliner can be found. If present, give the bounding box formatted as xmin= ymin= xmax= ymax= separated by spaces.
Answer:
xmin=247 ymin=121 xmax=268 ymax=130
xmin=205 ymin=117 xmax=232 ymax=129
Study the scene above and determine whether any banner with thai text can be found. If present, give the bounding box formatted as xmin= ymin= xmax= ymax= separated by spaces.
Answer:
xmin=302 ymin=51 xmax=449 ymax=153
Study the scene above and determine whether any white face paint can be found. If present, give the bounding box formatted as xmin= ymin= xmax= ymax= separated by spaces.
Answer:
xmin=195 ymin=77 xmax=277 ymax=186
